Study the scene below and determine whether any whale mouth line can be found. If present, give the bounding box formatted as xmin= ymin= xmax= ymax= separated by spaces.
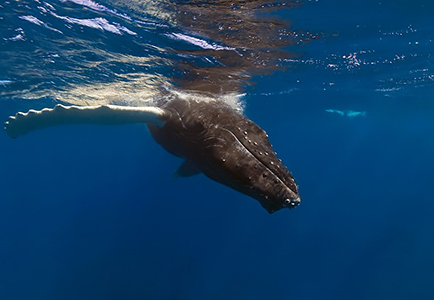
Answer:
xmin=221 ymin=127 xmax=294 ymax=196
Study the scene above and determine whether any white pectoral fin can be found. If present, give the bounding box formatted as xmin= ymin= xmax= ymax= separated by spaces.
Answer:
xmin=4 ymin=104 xmax=169 ymax=138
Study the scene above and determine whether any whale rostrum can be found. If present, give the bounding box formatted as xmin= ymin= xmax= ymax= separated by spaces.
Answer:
xmin=4 ymin=98 xmax=300 ymax=213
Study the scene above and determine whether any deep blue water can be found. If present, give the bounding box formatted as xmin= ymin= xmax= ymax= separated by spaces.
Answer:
xmin=1 ymin=1 xmax=434 ymax=299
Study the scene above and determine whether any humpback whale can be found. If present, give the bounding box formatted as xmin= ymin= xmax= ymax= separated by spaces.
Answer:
xmin=4 ymin=97 xmax=300 ymax=213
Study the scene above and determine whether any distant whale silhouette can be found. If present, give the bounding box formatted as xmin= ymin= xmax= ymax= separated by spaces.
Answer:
xmin=4 ymin=97 xmax=300 ymax=213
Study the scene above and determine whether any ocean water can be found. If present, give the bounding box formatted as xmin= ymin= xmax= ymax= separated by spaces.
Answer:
xmin=1 ymin=0 xmax=434 ymax=299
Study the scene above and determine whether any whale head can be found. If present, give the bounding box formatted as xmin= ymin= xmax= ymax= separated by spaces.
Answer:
xmin=148 ymin=98 xmax=300 ymax=213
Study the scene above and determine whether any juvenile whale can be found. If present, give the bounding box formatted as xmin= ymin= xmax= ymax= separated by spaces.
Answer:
xmin=4 ymin=97 xmax=300 ymax=213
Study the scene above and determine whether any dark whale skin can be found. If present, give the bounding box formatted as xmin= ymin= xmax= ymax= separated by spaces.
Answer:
xmin=147 ymin=98 xmax=300 ymax=213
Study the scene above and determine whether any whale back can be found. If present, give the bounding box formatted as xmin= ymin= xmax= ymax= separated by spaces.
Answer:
xmin=147 ymin=99 xmax=300 ymax=213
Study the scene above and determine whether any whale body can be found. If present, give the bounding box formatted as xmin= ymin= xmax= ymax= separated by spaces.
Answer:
xmin=148 ymin=99 xmax=300 ymax=213
xmin=4 ymin=97 xmax=300 ymax=213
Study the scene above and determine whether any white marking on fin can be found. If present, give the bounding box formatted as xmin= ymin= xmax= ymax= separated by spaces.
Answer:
xmin=4 ymin=104 xmax=169 ymax=138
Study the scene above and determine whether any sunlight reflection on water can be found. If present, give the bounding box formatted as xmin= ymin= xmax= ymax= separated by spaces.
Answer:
xmin=1 ymin=0 xmax=314 ymax=110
